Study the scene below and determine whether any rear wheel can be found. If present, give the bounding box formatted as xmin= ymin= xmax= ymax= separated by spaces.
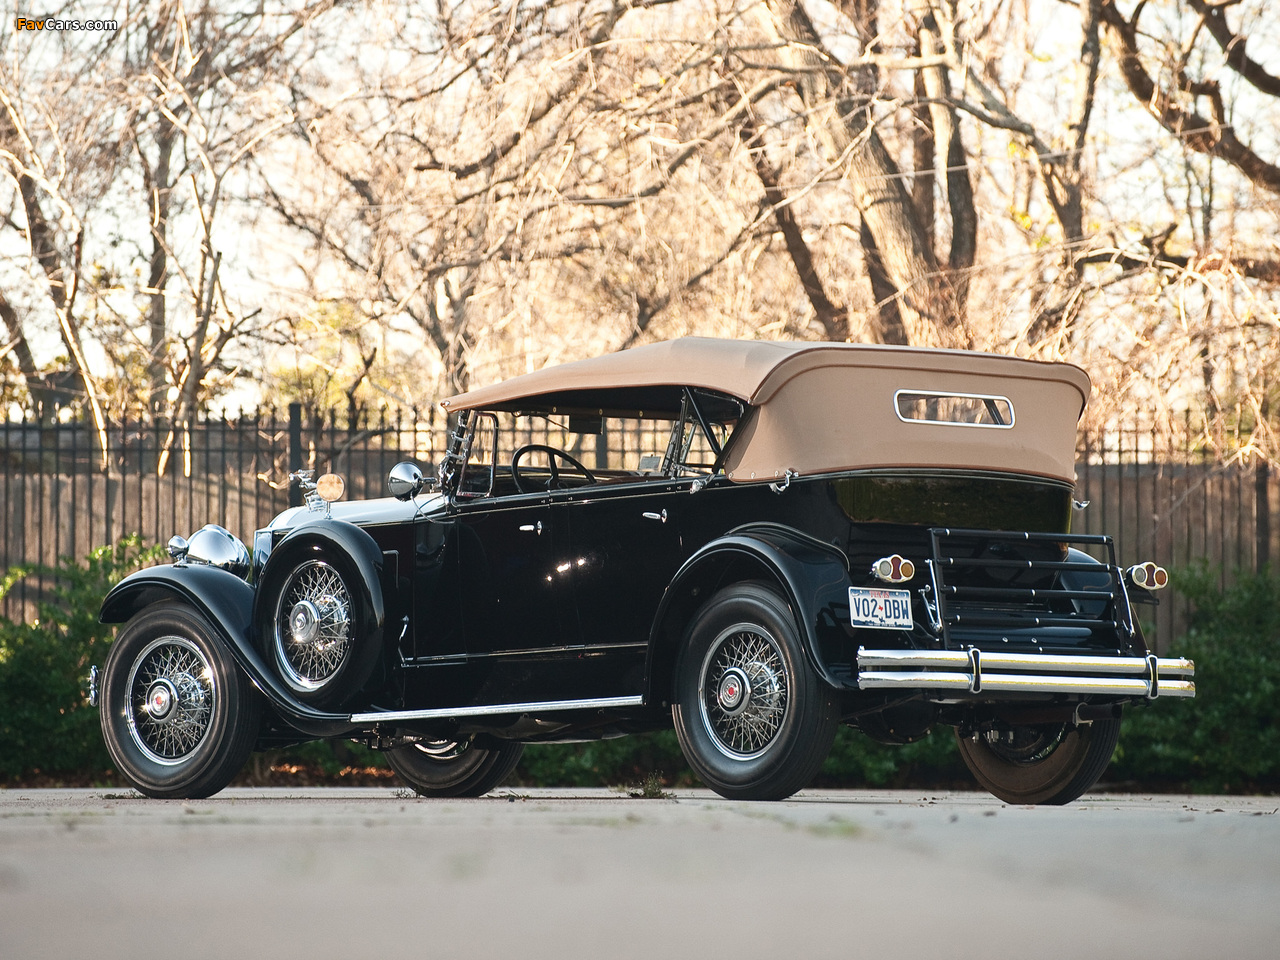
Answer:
xmin=386 ymin=738 xmax=525 ymax=798
xmin=672 ymin=583 xmax=838 ymax=800
xmin=100 ymin=604 xmax=260 ymax=799
xmin=955 ymin=715 xmax=1121 ymax=805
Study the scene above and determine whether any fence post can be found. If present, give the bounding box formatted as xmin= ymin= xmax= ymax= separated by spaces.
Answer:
xmin=288 ymin=403 xmax=303 ymax=508
xmin=1259 ymin=459 xmax=1271 ymax=573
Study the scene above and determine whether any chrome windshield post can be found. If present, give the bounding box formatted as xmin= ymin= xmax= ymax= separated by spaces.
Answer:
xmin=437 ymin=410 xmax=473 ymax=502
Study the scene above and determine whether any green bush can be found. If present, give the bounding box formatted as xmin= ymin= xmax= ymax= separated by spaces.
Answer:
xmin=817 ymin=725 xmax=965 ymax=788
xmin=1114 ymin=565 xmax=1280 ymax=792
xmin=517 ymin=730 xmax=692 ymax=789
xmin=0 ymin=537 xmax=164 ymax=782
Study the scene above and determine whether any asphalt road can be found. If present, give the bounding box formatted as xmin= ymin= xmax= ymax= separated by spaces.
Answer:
xmin=1 ymin=787 xmax=1276 ymax=959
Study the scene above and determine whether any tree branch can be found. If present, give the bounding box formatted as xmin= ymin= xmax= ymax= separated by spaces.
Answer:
xmin=1189 ymin=0 xmax=1280 ymax=98
xmin=1102 ymin=0 xmax=1280 ymax=196
xmin=739 ymin=107 xmax=847 ymax=340
xmin=415 ymin=1 xmax=631 ymax=178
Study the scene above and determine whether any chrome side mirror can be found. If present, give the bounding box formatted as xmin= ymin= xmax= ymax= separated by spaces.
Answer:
xmin=388 ymin=461 xmax=426 ymax=500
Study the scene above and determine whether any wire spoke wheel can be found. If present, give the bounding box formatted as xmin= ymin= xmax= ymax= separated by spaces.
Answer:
xmin=386 ymin=738 xmax=525 ymax=798
xmin=673 ymin=583 xmax=838 ymax=801
xmin=125 ymin=636 xmax=215 ymax=765
xmin=955 ymin=715 xmax=1122 ymax=805
xmin=100 ymin=604 xmax=260 ymax=799
xmin=274 ymin=559 xmax=353 ymax=690
xmin=258 ymin=543 xmax=382 ymax=709
xmin=699 ymin=627 xmax=789 ymax=760
xmin=979 ymin=726 xmax=1064 ymax=765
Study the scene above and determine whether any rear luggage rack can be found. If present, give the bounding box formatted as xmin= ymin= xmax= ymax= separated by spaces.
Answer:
xmin=857 ymin=527 xmax=1196 ymax=700
xmin=919 ymin=527 xmax=1135 ymax=649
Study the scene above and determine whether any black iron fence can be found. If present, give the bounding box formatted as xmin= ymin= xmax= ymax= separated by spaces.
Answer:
xmin=2 ymin=406 xmax=1275 ymax=652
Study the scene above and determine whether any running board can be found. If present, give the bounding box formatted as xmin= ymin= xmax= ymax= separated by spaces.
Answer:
xmin=856 ymin=648 xmax=1195 ymax=699
xmin=350 ymin=695 xmax=645 ymax=725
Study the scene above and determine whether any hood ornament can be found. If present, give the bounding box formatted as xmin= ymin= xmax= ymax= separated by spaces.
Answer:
xmin=291 ymin=470 xmax=346 ymax=517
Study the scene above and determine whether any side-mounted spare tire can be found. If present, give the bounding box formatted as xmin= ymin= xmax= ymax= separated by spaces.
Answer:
xmin=256 ymin=538 xmax=383 ymax=710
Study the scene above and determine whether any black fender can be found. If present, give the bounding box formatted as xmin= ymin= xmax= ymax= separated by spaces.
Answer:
xmin=100 ymin=565 xmax=357 ymax=737
xmin=645 ymin=523 xmax=854 ymax=703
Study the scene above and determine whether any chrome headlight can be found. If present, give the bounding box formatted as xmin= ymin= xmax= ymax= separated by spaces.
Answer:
xmin=175 ymin=524 xmax=252 ymax=580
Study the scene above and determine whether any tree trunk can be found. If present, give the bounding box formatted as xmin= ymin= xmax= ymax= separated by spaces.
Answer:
xmin=918 ymin=11 xmax=976 ymax=318
xmin=144 ymin=119 xmax=176 ymax=414
xmin=760 ymin=0 xmax=954 ymax=345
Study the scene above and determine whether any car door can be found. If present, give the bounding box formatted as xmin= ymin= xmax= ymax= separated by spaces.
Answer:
xmin=560 ymin=477 xmax=694 ymax=697
xmin=455 ymin=492 xmax=567 ymax=652
xmin=451 ymin=417 xmax=580 ymax=704
xmin=559 ymin=408 xmax=734 ymax=697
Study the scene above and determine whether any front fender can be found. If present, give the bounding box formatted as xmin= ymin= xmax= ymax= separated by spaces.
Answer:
xmin=646 ymin=524 xmax=854 ymax=702
xmin=103 ymin=564 xmax=254 ymax=635
xmin=100 ymin=565 xmax=356 ymax=737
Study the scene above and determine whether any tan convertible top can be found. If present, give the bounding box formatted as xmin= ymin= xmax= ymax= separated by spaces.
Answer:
xmin=443 ymin=338 xmax=1092 ymax=484
xmin=445 ymin=338 xmax=812 ymax=411
xmin=444 ymin=338 xmax=1089 ymax=410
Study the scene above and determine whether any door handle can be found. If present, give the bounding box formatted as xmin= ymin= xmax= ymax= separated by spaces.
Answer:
xmin=519 ymin=521 xmax=543 ymax=535
xmin=642 ymin=510 xmax=668 ymax=523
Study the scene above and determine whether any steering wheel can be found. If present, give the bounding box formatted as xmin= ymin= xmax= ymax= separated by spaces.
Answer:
xmin=511 ymin=444 xmax=599 ymax=493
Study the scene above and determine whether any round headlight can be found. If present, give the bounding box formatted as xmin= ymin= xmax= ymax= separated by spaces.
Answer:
xmin=185 ymin=524 xmax=252 ymax=579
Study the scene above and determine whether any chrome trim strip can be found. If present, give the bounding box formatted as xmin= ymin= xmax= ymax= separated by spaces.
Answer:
xmin=350 ymin=695 xmax=645 ymax=724
xmin=856 ymin=647 xmax=1195 ymax=698
xmin=400 ymin=642 xmax=648 ymax=667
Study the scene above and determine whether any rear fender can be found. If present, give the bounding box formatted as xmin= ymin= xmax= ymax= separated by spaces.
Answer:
xmin=645 ymin=524 xmax=853 ymax=703
xmin=100 ymin=565 xmax=356 ymax=737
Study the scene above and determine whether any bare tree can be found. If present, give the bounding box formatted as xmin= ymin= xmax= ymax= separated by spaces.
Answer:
xmin=1 ymin=1 xmax=342 ymax=433
xmin=5 ymin=0 xmax=1277 ymax=460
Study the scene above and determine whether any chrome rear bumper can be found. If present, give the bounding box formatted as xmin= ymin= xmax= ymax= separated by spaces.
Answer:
xmin=856 ymin=648 xmax=1195 ymax=699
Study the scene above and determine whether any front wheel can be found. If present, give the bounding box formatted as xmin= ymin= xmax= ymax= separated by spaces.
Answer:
xmin=955 ymin=715 xmax=1122 ymax=805
xmin=672 ymin=583 xmax=838 ymax=800
xmin=100 ymin=603 xmax=260 ymax=799
xmin=385 ymin=738 xmax=525 ymax=797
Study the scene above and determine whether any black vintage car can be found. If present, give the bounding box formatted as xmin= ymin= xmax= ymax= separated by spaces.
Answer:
xmin=95 ymin=338 xmax=1194 ymax=802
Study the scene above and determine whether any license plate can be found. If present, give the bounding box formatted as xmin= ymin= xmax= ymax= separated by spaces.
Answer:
xmin=849 ymin=587 xmax=914 ymax=630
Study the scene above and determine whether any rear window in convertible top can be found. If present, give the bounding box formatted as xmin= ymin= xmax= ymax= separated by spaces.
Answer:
xmin=894 ymin=390 xmax=1014 ymax=428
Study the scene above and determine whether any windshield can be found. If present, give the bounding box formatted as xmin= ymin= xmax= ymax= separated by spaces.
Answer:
xmin=454 ymin=389 xmax=740 ymax=498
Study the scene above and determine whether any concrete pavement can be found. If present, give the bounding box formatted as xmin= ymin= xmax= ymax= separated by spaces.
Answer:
xmin=1 ymin=788 xmax=1276 ymax=958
